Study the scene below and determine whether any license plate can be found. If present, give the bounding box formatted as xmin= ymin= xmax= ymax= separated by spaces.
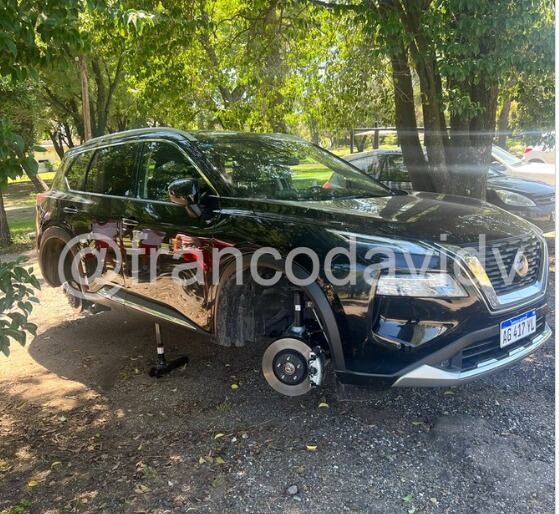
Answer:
xmin=500 ymin=310 xmax=536 ymax=348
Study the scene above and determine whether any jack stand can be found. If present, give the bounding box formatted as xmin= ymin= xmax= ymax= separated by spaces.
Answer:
xmin=149 ymin=323 xmax=189 ymax=378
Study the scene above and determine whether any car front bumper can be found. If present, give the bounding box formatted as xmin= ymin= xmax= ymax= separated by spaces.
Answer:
xmin=335 ymin=301 xmax=550 ymax=389
xmin=393 ymin=323 xmax=552 ymax=387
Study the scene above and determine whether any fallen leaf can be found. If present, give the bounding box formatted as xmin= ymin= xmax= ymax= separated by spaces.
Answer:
xmin=402 ymin=495 xmax=413 ymax=503
xmin=198 ymin=457 xmax=206 ymax=464
xmin=135 ymin=484 xmax=150 ymax=494
xmin=318 ymin=402 xmax=329 ymax=409
xmin=27 ymin=480 xmax=39 ymax=488
xmin=231 ymin=383 xmax=239 ymax=390
xmin=306 ymin=444 xmax=318 ymax=452
xmin=51 ymin=461 xmax=63 ymax=470
xmin=214 ymin=433 xmax=225 ymax=439
xmin=212 ymin=474 xmax=226 ymax=488
xmin=215 ymin=456 xmax=225 ymax=465
xmin=443 ymin=389 xmax=454 ymax=395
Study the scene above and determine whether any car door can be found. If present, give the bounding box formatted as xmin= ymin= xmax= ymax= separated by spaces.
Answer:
xmin=120 ymin=140 xmax=217 ymax=330
xmin=80 ymin=142 xmax=141 ymax=291
xmin=57 ymin=149 xmax=99 ymax=289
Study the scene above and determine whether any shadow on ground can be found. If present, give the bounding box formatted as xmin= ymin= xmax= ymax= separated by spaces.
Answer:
xmin=0 ymin=272 xmax=554 ymax=513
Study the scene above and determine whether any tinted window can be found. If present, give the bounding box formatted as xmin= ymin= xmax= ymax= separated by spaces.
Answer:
xmin=379 ymin=155 xmax=410 ymax=182
xmin=138 ymin=141 xmax=200 ymax=201
xmin=65 ymin=152 xmax=92 ymax=190
xmin=197 ymin=136 xmax=389 ymax=200
xmin=85 ymin=143 xmax=138 ymax=196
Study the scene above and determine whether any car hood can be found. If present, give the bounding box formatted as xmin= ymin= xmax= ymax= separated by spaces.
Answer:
xmin=242 ymin=192 xmax=537 ymax=245
xmin=488 ymin=175 xmax=554 ymax=196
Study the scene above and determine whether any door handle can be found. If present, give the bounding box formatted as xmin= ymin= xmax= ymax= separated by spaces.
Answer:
xmin=121 ymin=217 xmax=139 ymax=227
xmin=63 ymin=206 xmax=78 ymax=214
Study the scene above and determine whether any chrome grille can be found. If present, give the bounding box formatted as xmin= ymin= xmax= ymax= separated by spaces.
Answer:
xmin=482 ymin=235 xmax=542 ymax=295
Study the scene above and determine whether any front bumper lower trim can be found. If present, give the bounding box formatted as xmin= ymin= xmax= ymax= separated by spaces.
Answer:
xmin=393 ymin=323 xmax=553 ymax=387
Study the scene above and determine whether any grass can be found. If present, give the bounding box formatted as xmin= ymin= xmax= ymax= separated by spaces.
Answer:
xmin=8 ymin=171 xmax=56 ymax=184
xmin=1 ymin=181 xmax=42 ymax=255
xmin=1 ymin=210 xmax=36 ymax=255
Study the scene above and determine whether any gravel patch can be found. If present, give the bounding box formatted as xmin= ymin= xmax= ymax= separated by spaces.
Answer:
xmin=0 ymin=256 xmax=554 ymax=513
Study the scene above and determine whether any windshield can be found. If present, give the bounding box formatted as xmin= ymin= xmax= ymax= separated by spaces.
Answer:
xmin=492 ymin=145 xmax=523 ymax=167
xmin=195 ymin=135 xmax=391 ymax=200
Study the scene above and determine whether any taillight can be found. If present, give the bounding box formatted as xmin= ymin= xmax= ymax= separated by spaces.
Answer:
xmin=36 ymin=192 xmax=48 ymax=205
xmin=524 ymin=146 xmax=533 ymax=154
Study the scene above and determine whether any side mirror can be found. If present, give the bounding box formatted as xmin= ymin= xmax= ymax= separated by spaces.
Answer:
xmin=168 ymin=178 xmax=202 ymax=218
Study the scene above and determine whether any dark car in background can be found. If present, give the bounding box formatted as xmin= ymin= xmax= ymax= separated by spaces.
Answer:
xmin=37 ymin=129 xmax=551 ymax=397
xmin=346 ymin=149 xmax=555 ymax=233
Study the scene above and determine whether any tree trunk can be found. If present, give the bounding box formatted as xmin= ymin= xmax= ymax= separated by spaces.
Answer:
xmin=26 ymin=172 xmax=48 ymax=193
xmin=497 ymin=99 xmax=512 ymax=148
xmin=415 ymin=57 xmax=450 ymax=193
xmin=355 ymin=135 xmax=367 ymax=152
xmin=78 ymin=56 xmax=92 ymax=141
xmin=63 ymin=122 xmax=75 ymax=148
xmin=308 ymin=116 xmax=320 ymax=145
xmin=50 ymin=131 xmax=65 ymax=160
xmin=372 ymin=128 xmax=379 ymax=149
xmin=448 ymin=80 xmax=498 ymax=200
xmin=0 ymin=190 xmax=10 ymax=248
xmin=390 ymin=50 xmax=432 ymax=191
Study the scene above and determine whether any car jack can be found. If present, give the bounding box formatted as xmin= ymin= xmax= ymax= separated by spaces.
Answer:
xmin=149 ymin=323 xmax=189 ymax=378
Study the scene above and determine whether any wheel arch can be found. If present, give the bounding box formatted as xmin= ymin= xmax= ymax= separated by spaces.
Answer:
xmin=212 ymin=252 xmax=346 ymax=372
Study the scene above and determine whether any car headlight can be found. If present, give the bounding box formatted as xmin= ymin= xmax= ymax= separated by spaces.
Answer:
xmin=376 ymin=272 xmax=467 ymax=297
xmin=495 ymin=189 xmax=536 ymax=207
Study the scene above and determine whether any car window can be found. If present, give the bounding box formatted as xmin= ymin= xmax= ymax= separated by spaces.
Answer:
xmin=379 ymin=155 xmax=410 ymax=182
xmin=368 ymin=155 xmax=380 ymax=176
xmin=492 ymin=145 xmax=522 ymax=167
xmin=85 ymin=143 xmax=139 ymax=196
xmin=138 ymin=141 xmax=200 ymax=202
xmin=196 ymin=136 xmax=389 ymax=200
xmin=65 ymin=151 xmax=92 ymax=191
xmin=346 ymin=155 xmax=378 ymax=175
xmin=348 ymin=157 xmax=366 ymax=171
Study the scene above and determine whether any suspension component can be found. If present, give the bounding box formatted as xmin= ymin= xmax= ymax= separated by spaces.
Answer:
xmin=262 ymin=338 xmax=327 ymax=396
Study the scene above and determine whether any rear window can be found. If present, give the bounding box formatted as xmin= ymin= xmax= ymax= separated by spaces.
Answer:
xmin=85 ymin=143 xmax=139 ymax=197
xmin=65 ymin=152 xmax=92 ymax=191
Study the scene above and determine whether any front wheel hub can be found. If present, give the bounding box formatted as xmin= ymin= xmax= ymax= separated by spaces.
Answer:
xmin=262 ymin=338 xmax=324 ymax=396
xmin=273 ymin=349 xmax=308 ymax=386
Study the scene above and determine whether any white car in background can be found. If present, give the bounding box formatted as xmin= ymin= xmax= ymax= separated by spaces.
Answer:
xmin=492 ymin=145 xmax=555 ymax=186
xmin=524 ymin=133 xmax=555 ymax=165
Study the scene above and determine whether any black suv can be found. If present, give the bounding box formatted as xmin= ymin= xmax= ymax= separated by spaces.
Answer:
xmin=37 ymin=128 xmax=551 ymax=396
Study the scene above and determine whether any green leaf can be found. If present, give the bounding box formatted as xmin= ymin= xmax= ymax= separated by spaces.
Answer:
xmin=22 ymin=156 xmax=39 ymax=175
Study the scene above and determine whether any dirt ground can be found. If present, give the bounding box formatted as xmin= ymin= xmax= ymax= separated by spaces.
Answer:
xmin=0 ymin=250 xmax=555 ymax=514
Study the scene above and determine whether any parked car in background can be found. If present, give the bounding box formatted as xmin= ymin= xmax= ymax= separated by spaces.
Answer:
xmin=491 ymin=145 xmax=555 ymax=186
xmin=346 ymin=149 xmax=555 ymax=233
xmin=524 ymin=133 xmax=555 ymax=165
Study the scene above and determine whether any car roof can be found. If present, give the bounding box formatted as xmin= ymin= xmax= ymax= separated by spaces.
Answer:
xmin=190 ymin=130 xmax=304 ymax=143
xmin=66 ymin=128 xmax=305 ymax=157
